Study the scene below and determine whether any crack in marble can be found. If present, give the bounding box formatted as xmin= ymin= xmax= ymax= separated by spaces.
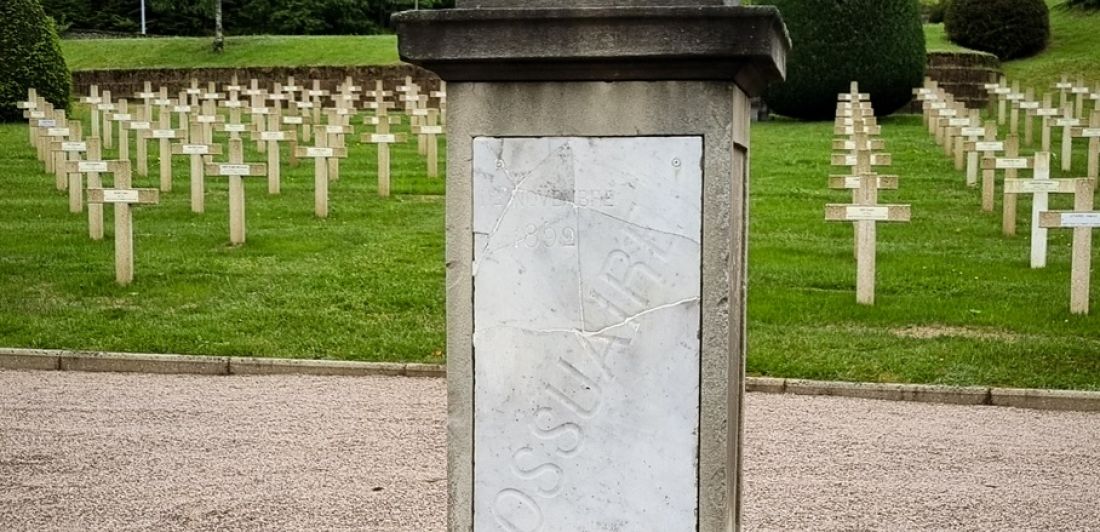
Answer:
xmin=477 ymin=297 xmax=699 ymax=338
xmin=586 ymin=207 xmax=701 ymax=247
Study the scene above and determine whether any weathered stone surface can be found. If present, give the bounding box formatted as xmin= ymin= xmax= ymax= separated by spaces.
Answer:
xmin=471 ymin=136 xmax=703 ymax=530
xmin=393 ymin=6 xmax=789 ymax=92
xmin=457 ymin=0 xmax=737 ymax=6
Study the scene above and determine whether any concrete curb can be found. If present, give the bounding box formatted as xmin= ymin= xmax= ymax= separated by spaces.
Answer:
xmin=0 ymin=348 xmax=444 ymax=379
xmin=3 ymin=349 xmax=1099 ymax=413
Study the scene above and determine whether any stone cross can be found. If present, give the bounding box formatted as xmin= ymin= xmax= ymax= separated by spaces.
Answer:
xmin=1055 ymin=76 xmax=1073 ymax=113
xmin=999 ymin=152 xmax=1087 ymax=268
xmin=362 ymin=131 xmax=407 ymax=198
xmin=1070 ymin=109 xmax=1100 ymax=179
xmin=993 ymin=79 xmax=1011 ymax=126
xmin=1035 ymin=94 xmax=1059 ymax=152
xmin=110 ymin=99 xmax=134 ymax=162
xmin=97 ymin=91 xmax=116 ymax=149
xmin=251 ymin=112 xmax=290 ymax=194
xmin=128 ymin=108 xmax=153 ymax=177
xmin=41 ymin=116 xmax=73 ymax=190
xmin=965 ymin=123 xmax=1002 ymax=211
xmin=86 ymin=160 xmax=160 ymax=286
xmin=1006 ymin=82 xmax=1023 ymax=137
xmin=956 ymin=112 xmax=985 ymax=181
xmin=52 ymin=125 xmax=88 ymax=213
xmin=81 ymin=85 xmax=103 ymax=140
xmin=171 ymin=122 xmax=224 ymax=213
xmin=396 ymin=2 xmax=787 ymax=528
xmin=172 ymin=98 xmax=194 ymax=143
xmin=146 ymin=96 xmax=184 ymax=191
xmin=321 ymin=111 xmax=353 ymax=180
xmin=986 ymin=134 xmax=1023 ymax=235
xmin=205 ymin=138 xmax=266 ymax=245
xmin=61 ymin=138 xmax=107 ymax=239
xmin=136 ymin=81 xmax=157 ymax=122
xmin=294 ymin=126 xmax=349 ymax=218
xmin=1018 ymin=88 xmax=1039 ymax=146
xmin=412 ymin=109 xmax=443 ymax=178
xmin=1072 ymin=78 xmax=1091 ymax=120
xmin=1055 ymin=107 xmax=1082 ymax=172
xmin=431 ymin=80 xmax=447 ymax=125
xmin=1039 ymin=178 xmax=1100 ymax=314
xmin=940 ymin=103 xmax=971 ymax=160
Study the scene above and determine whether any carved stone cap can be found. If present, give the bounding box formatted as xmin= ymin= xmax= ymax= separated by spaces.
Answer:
xmin=393 ymin=5 xmax=789 ymax=95
xmin=457 ymin=0 xmax=739 ymax=6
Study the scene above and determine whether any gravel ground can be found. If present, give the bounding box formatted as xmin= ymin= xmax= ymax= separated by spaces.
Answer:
xmin=1 ymin=369 xmax=1098 ymax=531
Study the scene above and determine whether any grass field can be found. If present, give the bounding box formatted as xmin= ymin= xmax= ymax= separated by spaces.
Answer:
xmin=0 ymin=113 xmax=446 ymax=363
xmin=2 ymin=110 xmax=1099 ymax=389
xmin=923 ymin=1 xmax=1100 ymax=89
xmin=61 ymin=35 xmax=400 ymax=70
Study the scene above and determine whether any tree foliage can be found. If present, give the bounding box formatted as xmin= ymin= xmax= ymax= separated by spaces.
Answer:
xmin=761 ymin=0 xmax=927 ymax=120
xmin=43 ymin=0 xmax=454 ymax=36
xmin=1 ymin=0 xmax=72 ymax=122
xmin=945 ymin=0 xmax=1050 ymax=60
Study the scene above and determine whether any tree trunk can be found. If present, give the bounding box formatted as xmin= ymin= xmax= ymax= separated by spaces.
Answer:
xmin=213 ymin=0 xmax=224 ymax=53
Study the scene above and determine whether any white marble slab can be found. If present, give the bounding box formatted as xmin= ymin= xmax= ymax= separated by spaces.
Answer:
xmin=472 ymin=136 xmax=702 ymax=531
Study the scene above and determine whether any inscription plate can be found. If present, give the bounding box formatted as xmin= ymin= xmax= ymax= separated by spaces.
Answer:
xmin=102 ymin=189 xmax=140 ymax=203
xmin=1060 ymin=213 xmax=1100 ymax=227
xmin=472 ymin=137 xmax=702 ymax=531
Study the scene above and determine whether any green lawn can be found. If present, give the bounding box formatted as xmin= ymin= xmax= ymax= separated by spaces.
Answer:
xmin=923 ymin=24 xmax=968 ymax=53
xmin=1002 ymin=2 xmax=1100 ymax=91
xmin=749 ymin=115 xmax=1100 ymax=391
xmin=924 ymin=1 xmax=1100 ymax=90
xmin=61 ymin=35 xmax=401 ymax=70
xmin=2 ymin=111 xmax=1099 ymax=389
xmin=0 ymin=112 xmax=445 ymax=364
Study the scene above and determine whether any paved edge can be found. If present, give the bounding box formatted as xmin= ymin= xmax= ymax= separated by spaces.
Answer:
xmin=2 ymin=348 xmax=1097 ymax=412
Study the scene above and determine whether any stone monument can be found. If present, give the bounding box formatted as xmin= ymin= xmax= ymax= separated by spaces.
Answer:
xmin=395 ymin=2 xmax=788 ymax=530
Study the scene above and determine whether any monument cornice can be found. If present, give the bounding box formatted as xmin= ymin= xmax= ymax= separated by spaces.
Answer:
xmin=392 ymin=6 xmax=790 ymax=95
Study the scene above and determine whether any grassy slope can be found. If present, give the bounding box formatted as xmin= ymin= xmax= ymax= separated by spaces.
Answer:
xmin=61 ymin=35 xmax=401 ymax=70
xmin=925 ymin=1 xmax=1100 ymax=89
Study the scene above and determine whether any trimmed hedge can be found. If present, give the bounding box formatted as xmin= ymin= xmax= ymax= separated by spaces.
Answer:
xmin=944 ymin=0 xmax=1050 ymax=60
xmin=762 ymin=0 xmax=926 ymax=121
xmin=0 ymin=0 xmax=71 ymax=122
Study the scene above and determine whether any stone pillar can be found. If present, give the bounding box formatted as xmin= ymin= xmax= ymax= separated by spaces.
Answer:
xmin=395 ymin=2 xmax=788 ymax=530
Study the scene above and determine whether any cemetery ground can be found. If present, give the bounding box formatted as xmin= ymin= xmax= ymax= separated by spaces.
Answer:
xmin=3 ymin=112 xmax=1100 ymax=389
xmin=61 ymin=35 xmax=400 ymax=70
xmin=3 ymin=370 xmax=1099 ymax=530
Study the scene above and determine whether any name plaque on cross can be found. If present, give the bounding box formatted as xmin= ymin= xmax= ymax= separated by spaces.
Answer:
xmin=102 ymin=189 xmax=142 ymax=203
xmin=78 ymin=161 xmax=109 ymax=173
xmin=218 ymin=164 xmax=253 ymax=176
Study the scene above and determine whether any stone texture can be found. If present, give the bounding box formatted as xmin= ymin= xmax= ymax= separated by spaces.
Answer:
xmin=444 ymin=80 xmax=751 ymax=532
xmin=457 ymin=0 xmax=737 ymax=6
xmin=59 ymin=352 xmax=230 ymax=375
xmin=471 ymin=137 xmax=703 ymax=530
xmin=229 ymin=357 xmax=406 ymax=377
xmin=393 ymin=6 xmax=789 ymax=92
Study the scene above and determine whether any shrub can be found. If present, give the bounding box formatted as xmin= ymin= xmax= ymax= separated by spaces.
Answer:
xmin=944 ymin=0 xmax=1050 ymax=60
xmin=0 ymin=0 xmax=71 ymax=122
xmin=761 ymin=0 xmax=927 ymax=121
xmin=1064 ymin=0 xmax=1100 ymax=8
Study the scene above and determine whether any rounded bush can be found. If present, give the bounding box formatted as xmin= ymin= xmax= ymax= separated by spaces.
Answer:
xmin=0 ymin=0 xmax=71 ymax=122
xmin=944 ymin=0 xmax=1050 ymax=60
xmin=762 ymin=0 xmax=927 ymax=121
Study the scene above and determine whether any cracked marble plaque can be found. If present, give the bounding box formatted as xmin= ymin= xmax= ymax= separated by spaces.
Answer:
xmin=472 ymin=137 xmax=702 ymax=531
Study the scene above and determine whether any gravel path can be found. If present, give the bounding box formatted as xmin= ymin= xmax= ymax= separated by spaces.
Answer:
xmin=2 ymin=369 xmax=1098 ymax=531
